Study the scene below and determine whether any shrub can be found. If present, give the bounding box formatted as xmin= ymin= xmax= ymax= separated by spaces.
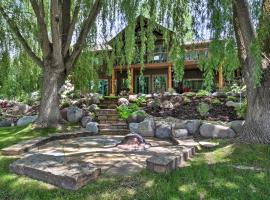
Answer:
xmin=117 ymin=103 xmax=139 ymax=119
xmin=183 ymin=96 xmax=191 ymax=104
xmin=133 ymin=96 xmax=146 ymax=106
xmin=197 ymin=102 xmax=210 ymax=117
xmin=212 ymin=98 xmax=221 ymax=105
xmin=185 ymin=92 xmax=196 ymax=97
xmin=235 ymin=100 xmax=247 ymax=119
xmin=196 ymin=90 xmax=210 ymax=97
xmin=227 ymin=96 xmax=237 ymax=101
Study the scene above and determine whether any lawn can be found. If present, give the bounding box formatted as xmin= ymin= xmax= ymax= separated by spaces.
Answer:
xmin=0 ymin=126 xmax=270 ymax=200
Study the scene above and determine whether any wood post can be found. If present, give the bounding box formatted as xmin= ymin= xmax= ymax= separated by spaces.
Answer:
xmin=218 ymin=62 xmax=224 ymax=89
xmin=130 ymin=67 xmax=134 ymax=94
xmin=111 ymin=68 xmax=115 ymax=96
xmin=168 ymin=64 xmax=172 ymax=90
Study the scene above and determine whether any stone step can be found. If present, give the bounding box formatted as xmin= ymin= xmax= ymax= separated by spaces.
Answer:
xmin=98 ymin=123 xmax=128 ymax=129
xmin=96 ymin=109 xmax=118 ymax=115
xmin=99 ymin=128 xmax=129 ymax=135
xmin=98 ymin=104 xmax=117 ymax=109
xmin=99 ymin=119 xmax=126 ymax=124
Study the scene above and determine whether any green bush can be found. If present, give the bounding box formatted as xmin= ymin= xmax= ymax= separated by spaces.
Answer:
xmin=197 ymin=102 xmax=210 ymax=117
xmin=212 ymin=98 xmax=221 ymax=105
xmin=183 ymin=96 xmax=191 ymax=104
xmin=133 ymin=96 xmax=146 ymax=106
xmin=117 ymin=103 xmax=139 ymax=119
xmin=185 ymin=92 xmax=196 ymax=97
xmin=227 ymin=95 xmax=237 ymax=101
xmin=196 ymin=90 xmax=210 ymax=97
xmin=235 ymin=100 xmax=247 ymax=119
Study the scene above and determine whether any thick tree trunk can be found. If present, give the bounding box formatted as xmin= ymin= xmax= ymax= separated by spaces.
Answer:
xmin=35 ymin=66 xmax=66 ymax=128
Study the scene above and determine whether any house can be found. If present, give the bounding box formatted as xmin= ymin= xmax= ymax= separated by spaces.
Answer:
xmin=96 ymin=15 xmax=232 ymax=96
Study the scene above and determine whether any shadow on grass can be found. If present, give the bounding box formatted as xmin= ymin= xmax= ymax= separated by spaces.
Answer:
xmin=1 ymin=140 xmax=270 ymax=200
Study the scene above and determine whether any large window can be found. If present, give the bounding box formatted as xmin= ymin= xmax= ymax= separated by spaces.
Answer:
xmin=135 ymin=75 xmax=150 ymax=94
xmin=183 ymin=79 xmax=204 ymax=92
xmin=152 ymin=75 xmax=167 ymax=93
xmin=98 ymin=79 xmax=109 ymax=96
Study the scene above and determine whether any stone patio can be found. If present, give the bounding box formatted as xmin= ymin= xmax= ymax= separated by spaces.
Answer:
xmin=8 ymin=134 xmax=201 ymax=190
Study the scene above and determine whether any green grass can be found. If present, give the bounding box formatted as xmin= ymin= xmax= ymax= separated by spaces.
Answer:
xmin=0 ymin=127 xmax=270 ymax=199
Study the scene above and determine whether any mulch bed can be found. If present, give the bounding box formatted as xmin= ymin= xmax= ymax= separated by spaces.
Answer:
xmin=144 ymin=96 xmax=241 ymax=122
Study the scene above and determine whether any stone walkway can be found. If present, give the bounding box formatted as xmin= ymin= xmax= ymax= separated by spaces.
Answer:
xmin=26 ymin=135 xmax=192 ymax=176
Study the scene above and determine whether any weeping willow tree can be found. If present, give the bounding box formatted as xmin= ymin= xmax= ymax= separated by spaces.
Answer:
xmin=0 ymin=0 xmax=190 ymax=127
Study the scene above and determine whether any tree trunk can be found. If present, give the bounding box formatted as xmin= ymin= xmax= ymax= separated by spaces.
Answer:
xmin=241 ymin=82 xmax=270 ymax=143
xmin=35 ymin=66 xmax=66 ymax=128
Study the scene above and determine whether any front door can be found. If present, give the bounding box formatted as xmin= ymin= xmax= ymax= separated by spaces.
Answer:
xmin=152 ymin=74 xmax=167 ymax=93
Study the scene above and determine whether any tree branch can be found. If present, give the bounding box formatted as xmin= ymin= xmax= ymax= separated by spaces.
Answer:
xmin=66 ymin=0 xmax=102 ymax=72
xmin=30 ymin=0 xmax=51 ymax=58
xmin=63 ymin=0 xmax=81 ymax=57
xmin=0 ymin=5 xmax=43 ymax=68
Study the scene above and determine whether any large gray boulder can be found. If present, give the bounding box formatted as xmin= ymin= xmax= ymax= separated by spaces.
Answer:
xmin=199 ymin=123 xmax=236 ymax=138
xmin=89 ymin=93 xmax=100 ymax=104
xmin=155 ymin=121 xmax=172 ymax=139
xmin=81 ymin=116 xmax=93 ymax=128
xmin=138 ymin=118 xmax=155 ymax=137
xmin=173 ymin=129 xmax=188 ymax=138
xmin=185 ymin=120 xmax=201 ymax=135
xmin=12 ymin=103 xmax=31 ymax=115
xmin=17 ymin=115 xmax=37 ymax=126
xmin=67 ymin=106 xmax=84 ymax=123
xmin=89 ymin=104 xmax=99 ymax=112
xmin=86 ymin=122 xmax=99 ymax=134
xmin=127 ymin=110 xmax=146 ymax=123
xmin=129 ymin=123 xmax=139 ymax=133
xmin=229 ymin=120 xmax=245 ymax=135
xmin=0 ymin=119 xmax=13 ymax=127
xmin=129 ymin=118 xmax=155 ymax=137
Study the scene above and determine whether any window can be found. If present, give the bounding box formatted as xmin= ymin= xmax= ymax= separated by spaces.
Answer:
xmin=98 ymin=79 xmax=109 ymax=96
xmin=135 ymin=75 xmax=150 ymax=94
xmin=152 ymin=75 xmax=167 ymax=93
xmin=183 ymin=79 xmax=204 ymax=92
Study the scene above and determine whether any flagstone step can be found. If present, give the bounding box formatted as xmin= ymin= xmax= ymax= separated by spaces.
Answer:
xmin=98 ymin=123 xmax=128 ymax=129
xmin=99 ymin=128 xmax=129 ymax=135
xmin=96 ymin=109 xmax=118 ymax=115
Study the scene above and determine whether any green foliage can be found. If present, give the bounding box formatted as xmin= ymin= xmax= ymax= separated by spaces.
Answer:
xmin=197 ymin=102 xmax=210 ymax=117
xmin=185 ymin=92 xmax=196 ymax=97
xmin=117 ymin=103 xmax=139 ymax=119
xmin=196 ymin=90 xmax=210 ymax=97
xmin=133 ymin=96 xmax=146 ymax=106
xmin=227 ymin=96 xmax=237 ymax=102
xmin=212 ymin=98 xmax=221 ymax=105
xmin=183 ymin=96 xmax=191 ymax=104
xmin=235 ymin=100 xmax=247 ymax=119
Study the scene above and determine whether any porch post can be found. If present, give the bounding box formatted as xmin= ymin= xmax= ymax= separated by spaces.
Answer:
xmin=111 ymin=68 xmax=115 ymax=96
xmin=168 ymin=64 xmax=172 ymax=90
xmin=130 ymin=67 xmax=134 ymax=94
xmin=218 ymin=62 xmax=224 ymax=89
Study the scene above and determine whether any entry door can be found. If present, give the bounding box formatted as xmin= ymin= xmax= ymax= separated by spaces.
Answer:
xmin=152 ymin=74 xmax=167 ymax=93
xmin=135 ymin=75 xmax=150 ymax=94
xmin=98 ymin=79 xmax=109 ymax=96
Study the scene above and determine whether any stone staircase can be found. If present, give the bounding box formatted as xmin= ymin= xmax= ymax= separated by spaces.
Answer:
xmin=98 ymin=98 xmax=119 ymax=109
xmin=96 ymin=109 xmax=129 ymax=135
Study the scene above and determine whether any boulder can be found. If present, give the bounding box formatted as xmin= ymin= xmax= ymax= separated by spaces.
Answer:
xmin=127 ymin=110 xmax=146 ymax=123
xmin=67 ymin=106 xmax=84 ymax=123
xmin=160 ymin=100 xmax=174 ymax=109
xmin=185 ymin=120 xmax=201 ymax=135
xmin=81 ymin=116 xmax=93 ymax=128
xmin=229 ymin=120 xmax=245 ymax=135
xmin=129 ymin=123 xmax=139 ymax=133
xmin=89 ymin=104 xmax=99 ymax=112
xmin=155 ymin=121 xmax=172 ymax=139
xmin=0 ymin=119 xmax=13 ymax=127
xmin=60 ymin=108 xmax=68 ymax=121
xmin=17 ymin=115 xmax=37 ymax=126
xmin=89 ymin=93 xmax=100 ymax=104
xmin=12 ymin=103 xmax=31 ymax=115
xmin=118 ymin=98 xmax=129 ymax=106
xmin=86 ymin=122 xmax=99 ymax=134
xmin=199 ymin=123 xmax=236 ymax=138
xmin=212 ymin=92 xmax=226 ymax=98
xmin=173 ymin=129 xmax=188 ymax=138
xmin=128 ymin=95 xmax=138 ymax=102
xmin=226 ymin=101 xmax=241 ymax=108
